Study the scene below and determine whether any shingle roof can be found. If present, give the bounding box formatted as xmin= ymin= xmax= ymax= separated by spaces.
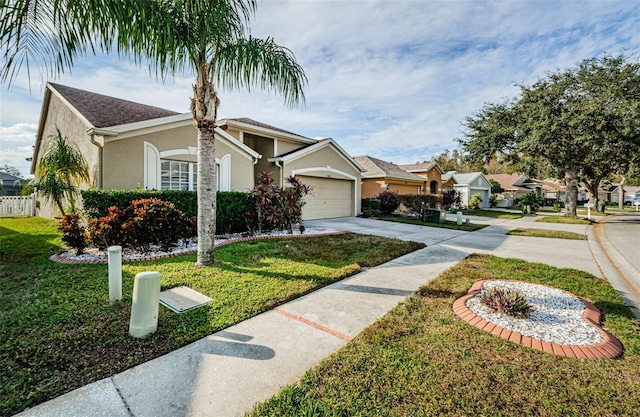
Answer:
xmin=354 ymin=156 xmax=426 ymax=182
xmin=399 ymin=161 xmax=439 ymax=172
xmin=225 ymin=117 xmax=312 ymax=140
xmin=452 ymin=172 xmax=484 ymax=185
xmin=49 ymin=83 xmax=180 ymax=128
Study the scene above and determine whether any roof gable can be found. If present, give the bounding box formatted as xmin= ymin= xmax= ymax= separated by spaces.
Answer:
xmin=355 ymin=156 xmax=426 ymax=182
xmin=49 ymin=83 xmax=179 ymax=128
xmin=398 ymin=161 xmax=443 ymax=174
xmin=219 ymin=118 xmax=316 ymax=144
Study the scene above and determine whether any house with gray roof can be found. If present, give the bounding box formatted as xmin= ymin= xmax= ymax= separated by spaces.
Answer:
xmin=355 ymin=156 xmax=428 ymax=198
xmin=452 ymin=172 xmax=492 ymax=208
xmin=32 ymin=83 xmax=362 ymax=219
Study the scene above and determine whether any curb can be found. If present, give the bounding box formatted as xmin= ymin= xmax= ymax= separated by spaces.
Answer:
xmin=49 ymin=231 xmax=351 ymax=264
xmin=453 ymin=280 xmax=624 ymax=359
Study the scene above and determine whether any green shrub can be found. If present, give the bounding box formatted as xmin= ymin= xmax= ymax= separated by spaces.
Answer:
xmin=397 ymin=194 xmax=442 ymax=220
xmin=57 ymin=214 xmax=87 ymax=255
xmin=82 ymin=189 xmax=252 ymax=234
xmin=216 ymin=192 xmax=255 ymax=234
xmin=87 ymin=198 xmax=194 ymax=252
xmin=364 ymin=198 xmax=381 ymax=210
xmin=518 ymin=192 xmax=544 ymax=214
xmin=82 ymin=189 xmax=197 ymax=218
xmin=361 ymin=209 xmax=381 ymax=218
xmin=377 ymin=190 xmax=400 ymax=215
xmin=442 ymin=189 xmax=462 ymax=210
xmin=469 ymin=193 xmax=483 ymax=209
xmin=480 ymin=287 xmax=533 ymax=319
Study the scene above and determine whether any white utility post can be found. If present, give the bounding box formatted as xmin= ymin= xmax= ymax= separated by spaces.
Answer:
xmin=584 ymin=202 xmax=594 ymax=220
xmin=129 ymin=271 xmax=161 ymax=338
xmin=635 ymin=201 xmax=639 ymax=212
xmin=456 ymin=211 xmax=463 ymax=226
xmin=108 ymin=246 xmax=122 ymax=304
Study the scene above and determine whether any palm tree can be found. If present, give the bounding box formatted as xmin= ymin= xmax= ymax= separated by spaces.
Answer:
xmin=34 ymin=128 xmax=90 ymax=215
xmin=2 ymin=0 xmax=307 ymax=266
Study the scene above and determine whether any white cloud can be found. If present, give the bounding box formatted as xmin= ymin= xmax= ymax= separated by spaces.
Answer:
xmin=1 ymin=0 xmax=638 ymax=170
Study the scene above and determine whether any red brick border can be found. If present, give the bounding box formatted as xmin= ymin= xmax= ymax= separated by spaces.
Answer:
xmin=453 ymin=280 xmax=624 ymax=359
xmin=49 ymin=230 xmax=350 ymax=264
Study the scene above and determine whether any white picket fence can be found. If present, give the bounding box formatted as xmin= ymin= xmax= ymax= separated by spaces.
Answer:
xmin=0 ymin=194 xmax=36 ymax=216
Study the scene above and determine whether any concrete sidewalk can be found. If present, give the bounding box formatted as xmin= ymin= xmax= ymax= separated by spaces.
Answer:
xmin=15 ymin=214 xmax=632 ymax=417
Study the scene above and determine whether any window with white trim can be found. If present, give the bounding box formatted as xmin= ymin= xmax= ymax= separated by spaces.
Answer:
xmin=160 ymin=160 xmax=197 ymax=190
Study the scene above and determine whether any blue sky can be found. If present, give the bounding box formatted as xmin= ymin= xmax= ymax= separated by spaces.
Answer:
xmin=1 ymin=0 xmax=639 ymax=178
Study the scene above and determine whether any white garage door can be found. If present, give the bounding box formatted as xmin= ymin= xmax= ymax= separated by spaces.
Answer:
xmin=470 ymin=188 xmax=491 ymax=208
xmin=298 ymin=176 xmax=353 ymax=220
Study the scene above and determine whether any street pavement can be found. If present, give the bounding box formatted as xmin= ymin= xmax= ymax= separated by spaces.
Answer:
xmin=15 ymin=212 xmax=639 ymax=417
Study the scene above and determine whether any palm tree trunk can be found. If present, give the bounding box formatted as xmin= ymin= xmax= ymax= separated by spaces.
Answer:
xmin=193 ymin=63 xmax=220 ymax=267
xmin=195 ymin=126 xmax=217 ymax=266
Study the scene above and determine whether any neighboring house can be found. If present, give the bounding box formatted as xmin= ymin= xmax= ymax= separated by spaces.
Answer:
xmin=485 ymin=173 xmax=545 ymax=201
xmin=0 ymin=172 xmax=27 ymax=196
xmin=355 ymin=156 xmax=427 ymax=198
xmin=32 ymin=83 xmax=362 ymax=220
xmin=452 ymin=172 xmax=492 ymax=209
xmin=440 ymin=171 xmax=457 ymax=192
xmin=398 ymin=162 xmax=444 ymax=194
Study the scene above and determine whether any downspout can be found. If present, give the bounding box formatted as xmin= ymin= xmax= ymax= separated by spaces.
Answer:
xmin=89 ymin=134 xmax=104 ymax=188
xmin=274 ymin=160 xmax=284 ymax=185
xmin=87 ymin=128 xmax=118 ymax=189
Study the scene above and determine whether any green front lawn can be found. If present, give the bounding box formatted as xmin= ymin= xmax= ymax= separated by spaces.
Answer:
xmin=0 ymin=217 xmax=424 ymax=416
xmin=463 ymin=209 xmax=524 ymax=219
xmin=249 ymin=254 xmax=640 ymax=416
xmin=507 ymin=228 xmax=587 ymax=240
xmin=536 ymin=216 xmax=593 ymax=225
xmin=378 ymin=215 xmax=487 ymax=231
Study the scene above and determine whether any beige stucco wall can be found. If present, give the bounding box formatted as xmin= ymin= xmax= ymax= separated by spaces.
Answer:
xmin=283 ymin=146 xmax=357 ymax=178
xmin=103 ymin=125 xmax=254 ymax=191
xmin=361 ymin=179 xmax=424 ymax=199
xmin=361 ymin=179 xmax=384 ymax=199
xmin=35 ymin=94 xmax=98 ymax=218
xmin=413 ymin=167 xmax=442 ymax=194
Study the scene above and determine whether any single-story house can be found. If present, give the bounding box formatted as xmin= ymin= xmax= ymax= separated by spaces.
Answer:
xmin=355 ymin=156 xmax=428 ymax=198
xmin=452 ymin=172 xmax=492 ymax=209
xmin=485 ymin=173 xmax=545 ymax=201
xmin=441 ymin=171 xmax=457 ymax=192
xmin=0 ymin=172 xmax=27 ymax=196
xmin=398 ymin=162 xmax=444 ymax=194
xmin=32 ymin=83 xmax=363 ymax=220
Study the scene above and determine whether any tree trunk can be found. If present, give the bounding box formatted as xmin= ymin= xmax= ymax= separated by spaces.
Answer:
xmin=195 ymin=126 xmax=216 ymax=267
xmin=192 ymin=63 xmax=220 ymax=267
xmin=618 ymin=175 xmax=626 ymax=210
xmin=564 ymin=170 xmax=579 ymax=217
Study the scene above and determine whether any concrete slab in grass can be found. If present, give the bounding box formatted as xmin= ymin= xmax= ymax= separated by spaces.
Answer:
xmin=159 ymin=286 xmax=212 ymax=313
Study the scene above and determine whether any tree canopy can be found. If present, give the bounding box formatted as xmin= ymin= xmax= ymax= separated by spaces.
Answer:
xmin=460 ymin=54 xmax=640 ymax=216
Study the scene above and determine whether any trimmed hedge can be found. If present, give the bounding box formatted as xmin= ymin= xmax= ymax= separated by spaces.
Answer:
xmin=81 ymin=190 xmax=253 ymax=234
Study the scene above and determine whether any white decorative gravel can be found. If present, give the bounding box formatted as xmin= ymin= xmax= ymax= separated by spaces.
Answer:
xmin=57 ymin=226 xmax=338 ymax=262
xmin=466 ymin=280 xmax=603 ymax=346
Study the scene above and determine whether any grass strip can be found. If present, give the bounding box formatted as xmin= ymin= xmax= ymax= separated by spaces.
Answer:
xmin=507 ymin=228 xmax=587 ymax=240
xmin=462 ymin=209 xmax=524 ymax=219
xmin=249 ymin=254 xmax=640 ymax=417
xmin=536 ymin=216 xmax=593 ymax=225
xmin=0 ymin=217 xmax=424 ymax=416
xmin=378 ymin=215 xmax=487 ymax=231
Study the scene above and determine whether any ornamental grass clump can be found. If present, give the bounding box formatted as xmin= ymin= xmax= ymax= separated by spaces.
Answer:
xmin=480 ymin=287 xmax=533 ymax=319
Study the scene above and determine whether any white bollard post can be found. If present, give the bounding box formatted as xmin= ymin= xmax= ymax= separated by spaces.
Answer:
xmin=457 ymin=211 xmax=463 ymax=226
xmin=108 ymin=246 xmax=122 ymax=304
xmin=129 ymin=271 xmax=161 ymax=338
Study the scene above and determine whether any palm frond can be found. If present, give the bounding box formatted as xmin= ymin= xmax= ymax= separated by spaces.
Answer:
xmin=214 ymin=36 xmax=307 ymax=108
